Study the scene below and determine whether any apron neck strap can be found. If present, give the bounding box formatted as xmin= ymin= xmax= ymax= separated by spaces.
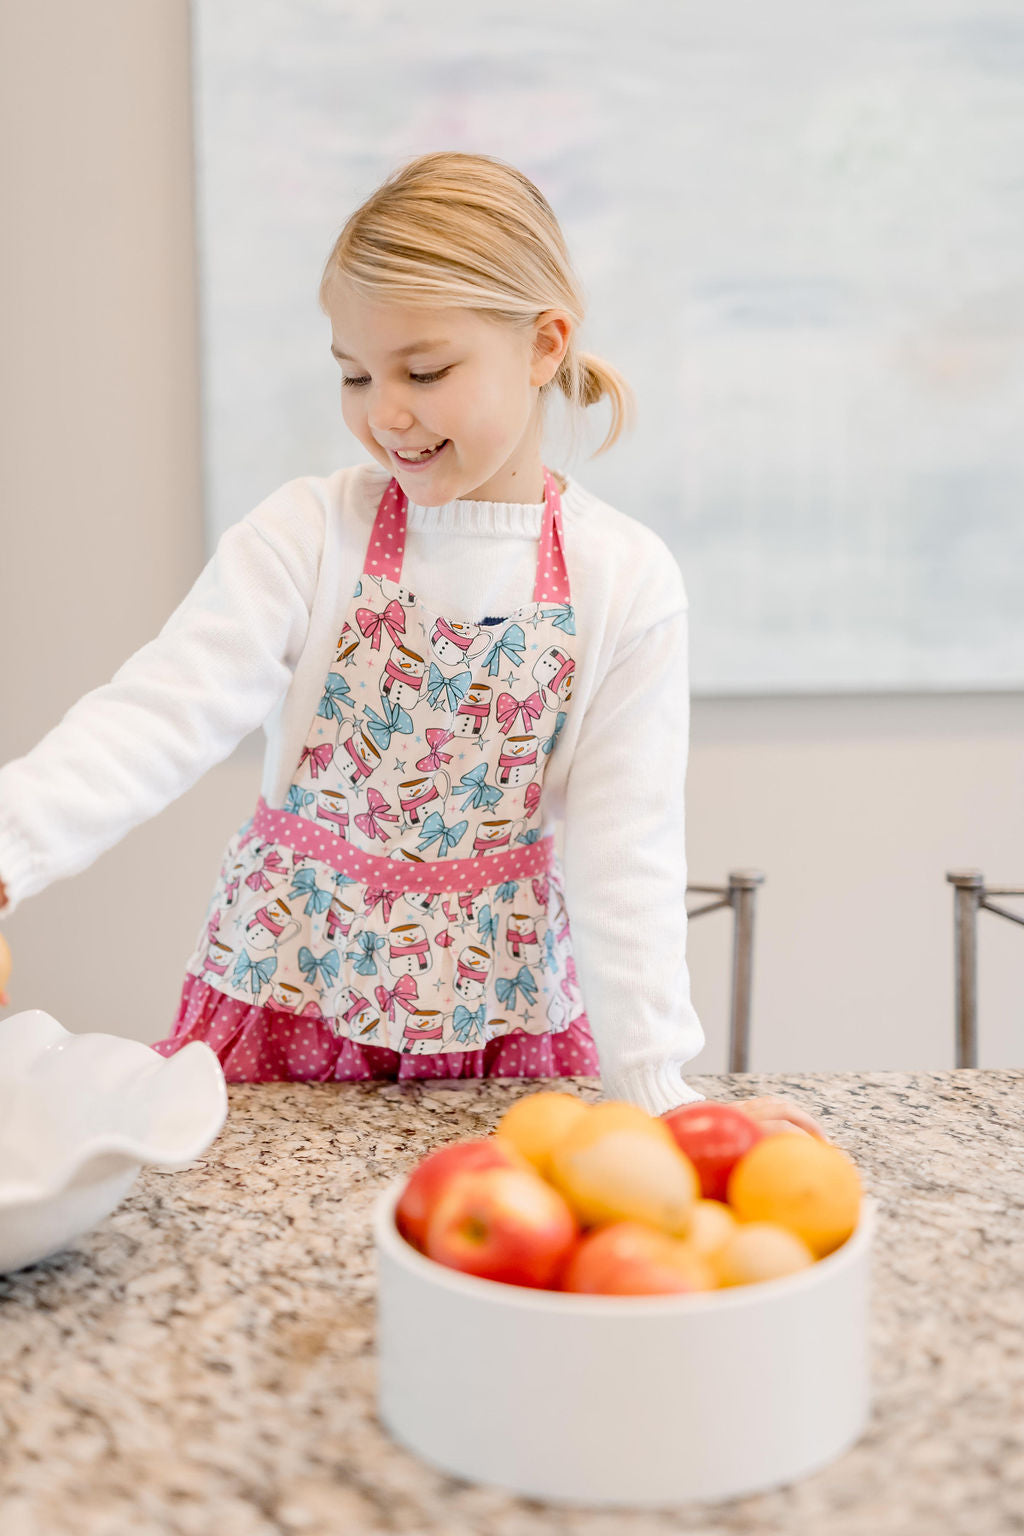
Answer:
xmin=364 ymin=466 xmax=571 ymax=605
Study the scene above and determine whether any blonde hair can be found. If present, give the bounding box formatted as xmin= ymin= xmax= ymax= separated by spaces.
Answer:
xmin=317 ymin=151 xmax=636 ymax=462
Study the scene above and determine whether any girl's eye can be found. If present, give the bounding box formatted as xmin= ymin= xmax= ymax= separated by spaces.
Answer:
xmin=341 ymin=368 xmax=450 ymax=389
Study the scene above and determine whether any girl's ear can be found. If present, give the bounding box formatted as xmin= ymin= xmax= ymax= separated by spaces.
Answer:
xmin=530 ymin=310 xmax=573 ymax=385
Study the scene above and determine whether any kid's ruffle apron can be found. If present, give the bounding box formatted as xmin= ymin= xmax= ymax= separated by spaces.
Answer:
xmin=153 ymin=468 xmax=600 ymax=1083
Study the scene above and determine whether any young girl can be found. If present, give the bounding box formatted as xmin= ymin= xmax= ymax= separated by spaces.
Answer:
xmin=0 ymin=153 xmax=822 ymax=1139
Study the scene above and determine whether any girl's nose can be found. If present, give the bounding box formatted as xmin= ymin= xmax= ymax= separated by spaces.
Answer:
xmin=367 ymin=384 xmax=415 ymax=435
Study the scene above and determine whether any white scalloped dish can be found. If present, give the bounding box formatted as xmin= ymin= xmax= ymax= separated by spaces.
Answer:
xmin=0 ymin=1009 xmax=227 ymax=1273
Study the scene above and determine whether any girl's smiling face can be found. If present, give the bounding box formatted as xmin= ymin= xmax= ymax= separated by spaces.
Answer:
xmin=323 ymin=275 xmax=570 ymax=505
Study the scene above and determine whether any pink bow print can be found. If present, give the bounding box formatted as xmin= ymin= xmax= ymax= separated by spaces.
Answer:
xmin=531 ymin=873 xmax=550 ymax=908
xmin=524 ymin=781 xmax=541 ymax=818
xmin=561 ymin=956 xmax=578 ymax=998
xmin=374 ymin=974 xmax=419 ymax=1021
xmin=356 ymin=598 xmax=406 ymax=651
xmin=364 ymin=883 xmax=400 ymax=923
xmin=244 ymin=849 xmax=286 ymax=892
xmin=415 ymin=728 xmax=455 ymax=772
xmin=354 ymin=787 xmax=399 ymax=843
xmin=299 ymin=743 xmax=334 ymax=779
xmin=495 ymin=690 xmax=543 ymax=735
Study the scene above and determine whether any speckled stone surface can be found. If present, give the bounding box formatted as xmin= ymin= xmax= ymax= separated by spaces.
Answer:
xmin=1 ymin=1070 xmax=1022 ymax=1536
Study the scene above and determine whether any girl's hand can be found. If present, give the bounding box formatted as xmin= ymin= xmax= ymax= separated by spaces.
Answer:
xmin=728 ymin=1095 xmax=830 ymax=1141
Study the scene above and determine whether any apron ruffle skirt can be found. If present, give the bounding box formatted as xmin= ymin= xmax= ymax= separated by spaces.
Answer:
xmin=153 ymin=972 xmax=601 ymax=1083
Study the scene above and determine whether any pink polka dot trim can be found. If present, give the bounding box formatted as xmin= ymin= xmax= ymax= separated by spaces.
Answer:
xmin=152 ymin=973 xmax=601 ymax=1084
xmin=364 ymin=467 xmax=570 ymax=604
xmin=250 ymin=797 xmax=554 ymax=890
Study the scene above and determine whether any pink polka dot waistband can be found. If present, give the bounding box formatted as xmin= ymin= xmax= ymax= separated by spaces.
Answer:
xmin=249 ymin=796 xmax=555 ymax=892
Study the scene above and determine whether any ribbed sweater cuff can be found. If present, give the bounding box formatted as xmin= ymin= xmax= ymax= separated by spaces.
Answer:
xmin=608 ymin=1060 xmax=707 ymax=1117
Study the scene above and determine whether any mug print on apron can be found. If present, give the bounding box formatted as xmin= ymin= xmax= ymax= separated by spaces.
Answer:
xmin=181 ymin=468 xmax=586 ymax=1055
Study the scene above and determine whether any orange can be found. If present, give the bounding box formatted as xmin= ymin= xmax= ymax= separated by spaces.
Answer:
xmin=494 ymin=1091 xmax=592 ymax=1180
xmin=726 ymin=1135 xmax=862 ymax=1256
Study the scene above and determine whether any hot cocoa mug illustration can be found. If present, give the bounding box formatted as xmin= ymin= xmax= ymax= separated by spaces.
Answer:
xmin=496 ymin=735 xmax=538 ymax=788
xmin=203 ymin=941 xmax=233 ymax=979
xmin=335 ymin=622 xmax=360 ymax=664
xmin=453 ymin=682 xmax=492 ymax=738
xmin=245 ymin=897 xmax=302 ymax=953
xmin=332 ymin=986 xmax=380 ymax=1041
xmin=337 ymin=728 xmax=381 ymax=788
xmin=388 ymin=922 xmax=433 ymax=977
xmin=453 ymin=945 xmax=491 ymax=1001
xmin=473 ymin=817 xmax=527 ymax=854
xmin=532 ymin=644 xmax=575 ymax=706
xmin=506 ymin=912 xmax=540 ymax=960
xmin=269 ymin=981 xmax=306 ymax=1013
xmin=429 ymin=618 xmax=491 ymax=667
xmin=316 ymin=788 xmax=350 ymax=838
xmin=402 ymin=1008 xmax=445 ymax=1052
xmin=325 ymin=896 xmax=358 ymax=943
xmin=382 ymin=645 xmax=426 ymax=710
xmin=398 ymin=770 xmax=451 ymax=826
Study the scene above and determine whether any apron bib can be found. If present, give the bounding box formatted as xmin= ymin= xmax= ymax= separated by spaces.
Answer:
xmin=180 ymin=468 xmax=586 ymax=1056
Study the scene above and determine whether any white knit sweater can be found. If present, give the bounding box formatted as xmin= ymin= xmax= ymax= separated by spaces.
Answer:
xmin=0 ymin=461 xmax=706 ymax=1113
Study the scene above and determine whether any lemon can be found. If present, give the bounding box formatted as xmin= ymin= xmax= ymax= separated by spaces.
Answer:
xmin=547 ymin=1101 xmax=699 ymax=1235
xmin=714 ymin=1222 xmax=816 ymax=1286
xmin=494 ymin=1091 xmax=591 ymax=1179
xmin=687 ymin=1198 xmax=738 ymax=1259
xmin=726 ymin=1135 xmax=862 ymax=1257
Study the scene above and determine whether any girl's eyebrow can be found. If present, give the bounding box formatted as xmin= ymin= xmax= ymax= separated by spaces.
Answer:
xmin=330 ymin=339 xmax=450 ymax=361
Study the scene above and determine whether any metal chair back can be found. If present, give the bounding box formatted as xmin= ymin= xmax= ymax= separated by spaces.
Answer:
xmin=946 ymin=870 xmax=1024 ymax=1067
xmin=687 ymin=870 xmax=764 ymax=1072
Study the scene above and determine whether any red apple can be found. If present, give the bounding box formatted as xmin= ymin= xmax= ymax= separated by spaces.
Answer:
xmin=661 ymin=1103 xmax=765 ymax=1202
xmin=560 ymin=1221 xmax=715 ymax=1295
xmin=395 ymin=1137 xmax=523 ymax=1252
xmin=425 ymin=1166 xmax=579 ymax=1288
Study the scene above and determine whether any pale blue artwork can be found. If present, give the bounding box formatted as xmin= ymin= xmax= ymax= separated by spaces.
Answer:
xmin=192 ymin=0 xmax=1024 ymax=693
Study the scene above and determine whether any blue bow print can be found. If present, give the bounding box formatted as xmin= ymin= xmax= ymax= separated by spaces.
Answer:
xmin=346 ymin=930 xmax=386 ymax=977
xmin=363 ymin=695 xmax=413 ymax=751
xmin=417 ymin=810 xmax=468 ymax=858
xmin=542 ymin=604 xmax=576 ymax=636
xmin=333 ymin=870 xmax=358 ymax=889
xmin=452 ymin=1003 xmax=487 ymax=1045
xmin=476 ymin=904 xmax=499 ymax=946
xmin=288 ymin=867 xmax=333 ymax=916
xmin=495 ymin=880 xmax=519 ymax=903
xmin=516 ymin=828 xmax=543 ymax=845
xmin=426 ymin=663 xmax=471 ymax=712
xmin=285 ymin=786 xmax=315 ymax=816
xmin=542 ymin=712 xmax=567 ymax=756
xmin=496 ymin=965 xmax=538 ymax=1010
xmin=232 ymin=951 xmax=277 ymax=995
xmin=318 ymin=672 xmax=353 ymax=723
xmin=453 ymin=762 xmax=503 ymax=811
xmin=544 ymin=929 xmax=557 ymax=971
xmin=482 ymin=622 xmax=526 ymax=676
xmin=297 ymin=945 xmax=341 ymax=988
xmin=354 ymin=579 xmax=362 ymax=597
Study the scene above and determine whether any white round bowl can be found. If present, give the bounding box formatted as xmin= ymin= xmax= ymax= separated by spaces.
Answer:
xmin=374 ymin=1177 xmax=875 ymax=1507
xmin=0 ymin=1010 xmax=228 ymax=1273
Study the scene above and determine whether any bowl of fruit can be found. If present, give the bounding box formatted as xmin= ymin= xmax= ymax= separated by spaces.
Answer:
xmin=374 ymin=1093 xmax=874 ymax=1507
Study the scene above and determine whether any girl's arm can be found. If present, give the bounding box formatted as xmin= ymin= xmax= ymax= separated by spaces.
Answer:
xmin=0 ymin=483 xmax=321 ymax=917
xmin=562 ymin=602 xmax=829 ymax=1137
xmin=562 ymin=604 xmax=705 ymax=1116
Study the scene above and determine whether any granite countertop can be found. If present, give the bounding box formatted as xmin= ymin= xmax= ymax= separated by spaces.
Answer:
xmin=1 ymin=1069 xmax=1022 ymax=1536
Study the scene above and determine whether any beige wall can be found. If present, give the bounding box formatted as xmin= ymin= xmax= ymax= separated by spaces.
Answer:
xmin=2 ymin=1 xmax=1021 ymax=1073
